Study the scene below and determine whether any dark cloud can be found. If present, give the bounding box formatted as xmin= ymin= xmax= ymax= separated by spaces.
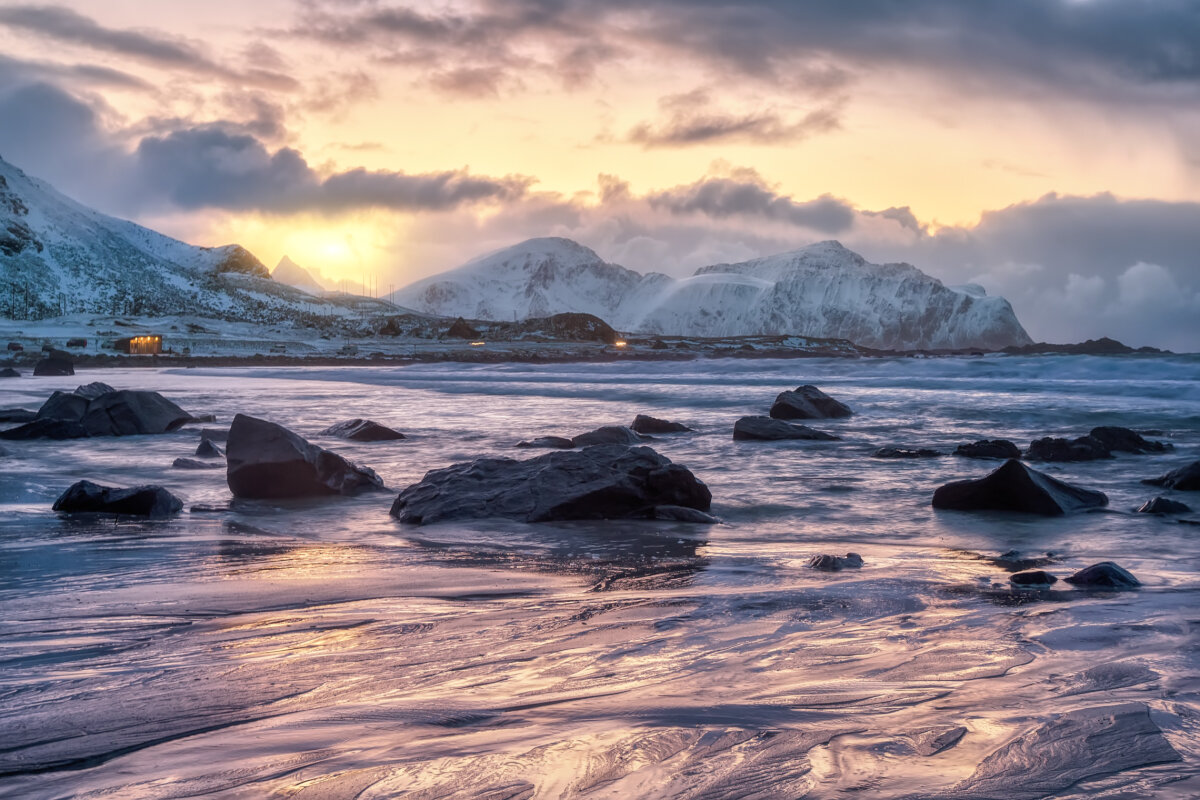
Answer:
xmin=0 ymin=4 xmax=298 ymax=89
xmin=0 ymin=53 xmax=152 ymax=90
xmin=628 ymin=89 xmax=841 ymax=147
xmin=647 ymin=173 xmax=855 ymax=233
xmin=427 ymin=67 xmax=508 ymax=97
xmin=863 ymin=206 xmax=925 ymax=234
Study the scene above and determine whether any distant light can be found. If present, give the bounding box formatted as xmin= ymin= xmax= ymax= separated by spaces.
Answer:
xmin=614 ymin=340 xmax=627 ymax=347
xmin=470 ymin=341 xmax=486 ymax=346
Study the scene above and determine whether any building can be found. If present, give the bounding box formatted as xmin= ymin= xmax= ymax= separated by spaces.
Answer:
xmin=115 ymin=335 xmax=163 ymax=354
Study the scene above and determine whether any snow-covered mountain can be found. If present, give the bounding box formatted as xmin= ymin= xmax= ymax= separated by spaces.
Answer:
xmin=272 ymin=255 xmax=326 ymax=295
xmin=391 ymin=237 xmax=1031 ymax=350
xmin=0 ymin=154 xmax=334 ymax=321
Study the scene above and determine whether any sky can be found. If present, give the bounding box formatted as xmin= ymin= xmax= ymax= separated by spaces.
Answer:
xmin=0 ymin=0 xmax=1198 ymax=350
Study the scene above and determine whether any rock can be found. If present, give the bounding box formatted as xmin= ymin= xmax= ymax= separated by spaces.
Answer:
xmin=390 ymin=444 xmax=712 ymax=525
xmin=52 ymin=480 xmax=182 ymax=518
xmin=446 ymin=317 xmax=481 ymax=339
xmin=769 ymin=384 xmax=852 ymax=420
xmin=187 ymin=413 xmax=217 ymax=423
xmin=35 ymin=390 xmax=90 ymax=421
xmin=1065 ymin=561 xmax=1140 ymax=589
xmin=872 ymin=447 xmax=941 ymax=458
xmin=516 ymin=435 xmax=576 ymax=449
xmin=806 ymin=552 xmax=864 ymax=571
xmin=1142 ymin=461 xmax=1200 ymax=491
xmin=73 ymin=382 xmax=115 ymax=400
xmin=0 ymin=408 xmax=35 ymax=423
xmin=1136 ymin=496 xmax=1191 ymax=514
xmin=33 ymin=354 xmax=73 ymax=376
xmin=80 ymin=390 xmax=192 ymax=436
xmin=226 ymin=413 xmax=385 ymax=499
xmin=990 ymin=550 xmax=1057 ymax=571
xmin=932 ymin=459 xmax=1108 ymax=516
xmin=646 ymin=505 xmax=721 ymax=523
xmin=195 ymin=439 xmax=224 ymax=458
xmin=173 ymin=457 xmax=222 ymax=470
xmin=0 ymin=367 xmax=18 ymax=378
xmin=6 ymin=341 xmax=22 ymax=351
xmin=909 ymin=726 xmax=967 ymax=757
xmin=319 ymin=418 xmax=406 ymax=441
xmin=631 ymin=414 xmax=692 ymax=434
xmin=955 ymin=439 xmax=1021 ymax=459
xmin=571 ymin=426 xmax=650 ymax=447
xmin=0 ymin=418 xmax=88 ymax=440
xmin=66 ymin=337 xmax=86 ymax=348
xmin=1009 ymin=570 xmax=1058 ymax=587
xmin=1089 ymin=426 xmax=1171 ymax=453
xmin=198 ymin=428 xmax=229 ymax=443
xmin=733 ymin=416 xmax=840 ymax=441
xmin=1025 ymin=435 xmax=1112 ymax=462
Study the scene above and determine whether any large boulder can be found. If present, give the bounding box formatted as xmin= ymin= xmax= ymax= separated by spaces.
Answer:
xmin=571 ymin=426 xmax=650 ymax=447
xmin=226 ymin=414 xmax=384 ymax=499
xmin=1142 ymin=461 xmax=1200 ymax=491
xmin=0 ymin=418 xmax=88 ymax=440
xmin=52 ymin=480 xmax=182 ymax=518
xmin=3 ymin=386 xmax=190 ymax=439
xmin=1026 ymin=435 xmax=1112 ymax=462
xmin=932 ymin=459 xmax=1108 ymax=516
xmin=769 ymin=385 xmax=853 ymax=420
xmin=733 ymin=416 xmax=840 ymax=441
xmin=1089 ymin=426 xmax=1171 ymax=454
xmin=955 ymin=439 xmax=1021 ymax=459
xmin=73 ymin=382 xmax=116 ymax=400
xmin=36 ymin=390 xmax=90 ymax=422
xmin=390 ymin=444 xmax=712 ymax=525
xmin=1065 ymin=562 xmax=1140 ymax=589
xmin=319 ymin=418 xmax=406 ymax=442
xmin=631 ymin=414 xmax=692 ymax=434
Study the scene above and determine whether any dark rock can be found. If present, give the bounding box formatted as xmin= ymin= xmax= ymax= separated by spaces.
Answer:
xmin=226 ymin=413 xmax=384 ymax=499
xmin=33 ymin=355 xmax=73 ymax=376
xmin=66 ymin=337 xmax=87 ymax=348
xmin=0 ymin=408 xmax=35 ymax=423
xmin=36 ymin=391 xmax=90 ymax=421
xmin=646 ymin=505 xmax=721 ymax=523
xmin=571 ymin=426 xmax=650 ymax=447
xmin=631 ymin=414 xmax=692 ymax=434
xmin=6 ymin=342 xmax=22 ymax=352
xmin=73 ymin=382 xmax=116 ymax=400
xmin=52 ymin=480 xmax=182 ymax=518
xmin=1065 ymin=561 xmax=1140 ymax=589
xmin=990 ymin=550 xmax=1057 ymax=571
xmin=1142 ymin=461 xmax=1200 ymax=491
xmin=955 ymin=439 xmax=1021 ymax=459
xmin=390 ymin=444 xmax=711 ymax=525
xmin=1089 ymin=426 xmax=1171 ymax=454
xmin=872 ymin=447 xmax=941 ymax=459
xmin=446 ymin=317 xmax=481 ymax=339
xmin=173 ymin=457 xmax=222 ymax=470
xmin=516 ymin=435 xmax=576 ymax=449
xmin=0 ymin=418 xmax=89 ymax=440
xmin=319 ymin=418 xmax=406 ymax=442
xmin=1136 ymin=496 xmax=1191 ymax=514
xmin=80 ymin=391 xmax=192 ymax=436
xmin=195 ymin=439 xmax=224 ymax=458
xmin=1026 ymin=435 xmax=1112 ymax=462
xmin=198 ymin=428 xmax=229 ymax=443
xmin=0 ymin=367 xmax=18 ymax=378
xmin=909 ymin=726 xmax=967 ymax=757
xmin=769 ymin=384 xmax=853 ymax=420
xmin=806 ymin=552 xmax=864 ymax=571
xmin=733 ymin=416 xmax=840 ymax=441
xmin=932 ymin=459 xmax=1108 ymax=516
xmin=187 ymin=413 xmax=217 ymax=423
xmin=1009 ymin=570 xmax=1058 ymax=587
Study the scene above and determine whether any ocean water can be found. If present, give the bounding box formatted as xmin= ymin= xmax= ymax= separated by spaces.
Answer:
xmin=0 ymin=354 xmax=1198 ymax=799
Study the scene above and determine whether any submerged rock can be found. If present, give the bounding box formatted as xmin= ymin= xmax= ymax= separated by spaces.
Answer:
xmin=195 ymin=439 xmax=224 ymax=458
xmin=0 ymin=367 xmax=19 ymax=378
xmin=1025 ymin=435 xmax=1112 ymax=462
xmin=990 ymin=550 xmax=1058 ymax=571
xmin=1089 ymin=426 xmax=1171 ymax=453
xmin=733 ymin=416 xmax=840 ymax=441
xmin=631 ymin=414 xmax=692 ymax=434
xmin=1136 ymin=496 xmax=1191 ymax=514
xmin=955 ymin=439 xmax=1021 ymax=459
xmin=769 ymin=385 xmax=852 ymax=420
xmin=53 ymin=480 xmax=182 ymax=518
xmin=173 ymin=457 xmax=222 ymax=470
xmin=932 ymin=459 xmax=1108 ymax=516
xmin=319 ymin=418 xmax=406 ymax=441
xmin=872 ymin=447 xmax=941 ymax=459
xmin=1065 ymin=561 xmax=1140 ymax=588
xmin=806 ymin=552 xmax=864 ymax=571
xmin=1009 ymin=570 xmax=1058 ymax=587
xmin=390 ymin=444 xmax=712 ymax=525
xmin=1142 ymin=461 xmax=1200 ymax=491
xmin=516 ymin=435 xmax=576 ymax=449
xmin=226 ymin=414 xmax=385 ymax=499
xmin=571 ymin=426 xmax=650 ymax=447
xmin=0 ymin=408 xmax=35 ymax=423
xmin=646 ymin=504 xmax=721 ymax=523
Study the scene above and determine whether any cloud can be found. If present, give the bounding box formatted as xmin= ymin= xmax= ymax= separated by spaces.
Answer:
xmin=646 ymin=171 xmax=856 ymax=232
xmin=627 ymin=89 xmax=842 ymax=147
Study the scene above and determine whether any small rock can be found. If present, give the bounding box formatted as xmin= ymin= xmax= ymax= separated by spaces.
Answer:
xmin=1065 ymin=561 xmax=1140 ymax=589
xmin=319 ymin=418 xmax=406 ymax=441
xmin=1089 ymin=426 xmax=1171 ymax=454
xmin=806 ymin=552 xmax=864 ymax=571
xmin=733 ymin=416 xmax=840 ymax=441
xmin=872 ymin=447 xmax=941 ymax=458
xmin=646 ymin=505 xmax=720 ymax=523
xmin=769 ymin=385 xmax=853 ymax=420
xmin=173 ymin=457 xmax=222 ymax=470
xmin=187 ymin=413 xmax=217 ymax=423
xmin=932 ymin=459 xmax=1108 ymax=516
xmin=516 ymin=435 xmax=576 ymax=449
xmin=0 ymin=367 xmax=18 ymax=378
xmin=0 ymin=418 xmax=88 ymax=440
xmin=571 ymin=426 xmax=650 ymax=447
xmin=195 ymin=439 xmax=224 ymax=458
xmin=1142 ymin=461 xmax=1200 ymax=491
xmin=52 ymin=480 xmax=182 ymax=518
xmin=1026 ymin=435 xmax=1112 ymax=462
xmin=198 ymin=428 xmax=229 ymax=443
xmin=1137 ymin=496 xmax=1191 ymax=514
xmin=1009 ymin=570 xmax=1058 ymax=587
xmin=991 ymin=550 xmax=1057 ymax=571
xmin=955 ymin=439 xmax=1021 ymax=459
xmin=631 ymin=414 xmax=692 ymax=434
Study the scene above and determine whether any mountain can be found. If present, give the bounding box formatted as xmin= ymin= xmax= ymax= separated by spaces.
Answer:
xmin=272 ymin=255 xmax=326 ymax=295
xmin=390 ymin=237 xmax=1032 ymax=350
xmin=0 ymin=154 xmax=336 ymax=321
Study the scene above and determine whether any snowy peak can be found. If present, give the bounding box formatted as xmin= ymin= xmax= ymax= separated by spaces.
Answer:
xmin=393 ymin=236 xmax=1032 ymax=350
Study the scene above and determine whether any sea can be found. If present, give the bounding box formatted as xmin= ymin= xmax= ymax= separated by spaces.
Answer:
xmin=1 ymin=353 xmax=1198 ymax=799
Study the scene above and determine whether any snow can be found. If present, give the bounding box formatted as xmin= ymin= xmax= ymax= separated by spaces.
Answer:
xmin=391 ymin=238 xmax=1032 ymax=350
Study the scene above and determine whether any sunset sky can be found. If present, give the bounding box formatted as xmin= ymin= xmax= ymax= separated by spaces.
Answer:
xmin=0 ymin=1 xmax=1197 ymax=348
